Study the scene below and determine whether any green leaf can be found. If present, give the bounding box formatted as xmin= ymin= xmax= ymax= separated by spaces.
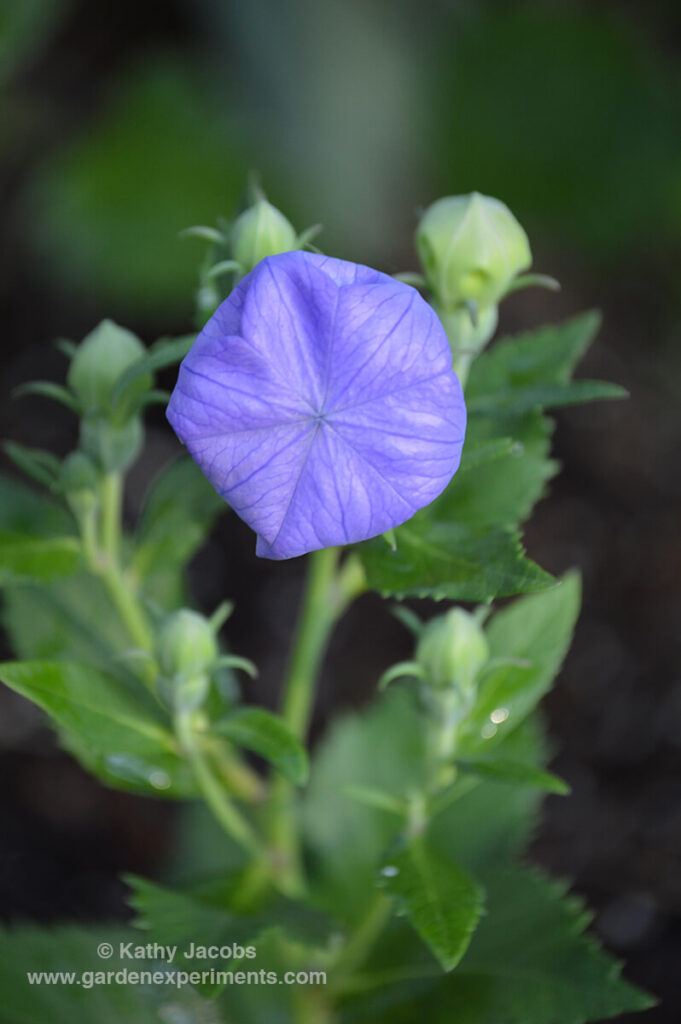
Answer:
xmin=127 ymin=874 xmax=333 ymax=996
xmin=361 ymin=520 xmax=553 ymax=602
xmin=467 ymin=379 xmax=628 ymax=416
xmin=454 ymin=756 xmax=569 ymax=794
xmin=134 ymin=456 xmax=225 ymax=606
xmin=466 ymin=310 xmax=627 ymax=414
xmin=12 ymin=380 xmax=80 ymax=412
xmin=3 ymin=442 xmax=62 ymax=488
xmin=128 ymin=876 xmax=256 ymax=969
xmin=214 ymin=707 xmax=308 ymax=785
xmin=359 ymin=314 xmax=615 ymax=602
xmin=303 ymin=688 xmax=431 ymax=923
xmin=0 ymin=924 xmax=208 ymax=1024
xmin=0 ymin=531 xmax=82 ymax=584
xmin=0 ymin=473 xmax=72 ymax=536
xmin=459 ymin=572 xmax=581 ymax=753
xmin=440 ymin=412 xmax=557 ymax=528
xmin=129 ymin=873 xmax=332 ymax=947
xmin=380 ymin=840 xmax=484 ymax=972
xmin=467 ymin=311 xmax=602 ymax=402
xmin=344 ymin=723 xmax=652 ymax=1023
xmin=430 ymin=719 xmax=547 ymax=874
xmin=360 ymin=409 xmax=558 ymax=602
xmin=457 ymin=435 xmax=516 ymax=472
xmin=0 ymin=660 xmax=193 ymax=798
xmin=389 ymin=866 xmax=654 ymax=1024
xmin=0 ymin=477 xmax=127 ymax=675
xmin=2 ymin=572 xmax=133 ymax=677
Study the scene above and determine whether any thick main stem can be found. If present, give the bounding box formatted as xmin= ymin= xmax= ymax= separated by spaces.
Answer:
xmin=281 ymin=546 xmax=342 ymax=740
xmin=268 ymin=547 xmax=363 ymax=895
xmin=100 ymin=471 xmax=122 ymax=563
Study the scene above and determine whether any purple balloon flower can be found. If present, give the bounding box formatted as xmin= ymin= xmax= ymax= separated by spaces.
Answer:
xmin=166 ymin=251 xmax=466 ymax=560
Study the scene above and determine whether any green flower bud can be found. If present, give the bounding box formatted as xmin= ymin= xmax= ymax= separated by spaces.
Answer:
xmin=156 ymin=610 xmax=219 ymax=713
xmin=157 ymin=610 xmax=218 ymax=679
xmin=67 ymin=320 xmax=147 ymax=414
xmin=79 ymin=413 xmax=143 ymax=473
xmin=231 ymin=199 xmax=298 ymax=275
xmin=416 ymin=193 xmax=531 ymax=311
xmin=416 ymin=608 xmax=489 ymax=695
xmin=59 ymin=451 xmax=99 ymax=494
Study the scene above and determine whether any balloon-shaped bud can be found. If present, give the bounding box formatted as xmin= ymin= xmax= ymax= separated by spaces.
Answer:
xmin=416 ymin=193 xmax=531 ymax=311
xmin=231 ymin=199 xmax=298 ymax=275
xmin=157 ymin=609 xmax=218 ymax=679
xmin=156 ymin=610 xmax=218 ymax=713
xmin=67 ymin=320 xmax=147 ymax=414
xmin=59 ymin=451 xmax=98 ymax=495
xmin=416 ymin=608 xmax=489 ymax=695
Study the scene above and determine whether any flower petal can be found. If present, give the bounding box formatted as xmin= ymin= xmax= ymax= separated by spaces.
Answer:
xmin=239 ymin=253 xmax=340 ymax=410
xmin=167 ymin=251 xmax=467 ymax=560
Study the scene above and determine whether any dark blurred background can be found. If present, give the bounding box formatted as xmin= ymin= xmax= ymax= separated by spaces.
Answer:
xmin=1 ymin=0 xmax=680 ymax=1019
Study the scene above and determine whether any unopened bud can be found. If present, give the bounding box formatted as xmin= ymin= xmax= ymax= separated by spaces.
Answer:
xmin=79 ymin=413 xmax=143 ymax=473
xmin=231 ymin=199 xmax=298 ymax=276
xmin=416 ymin=608 xmax=489 ymax=695
xmin=157 ymin=609 xmax=218 ymax=679
xmin=67 ymin=320 xmax=147 ymax=414
xmin=156 ymin=609 xmax=218 ymax=713
xmin=59 ymin=451 xmax=98 ymax=495
xmin=416 ymin=193 xmax=531 ymax=311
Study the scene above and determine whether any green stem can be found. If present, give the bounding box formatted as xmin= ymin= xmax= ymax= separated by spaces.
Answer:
xmin=176 ymin=712 xmax=264 ymax=858
xmin=100 ymin=472 xmax=122 ymax=562
xmin=268 ymin=547 xmax=365 ymax=895
xmin=100 ymin=563 xmax=155 ymax=653
xmin=79 ymin=503 xmax=99 ymax=569
xmin=330 ymin=892 xmax=393 ymax=994
xmin=281 ymin=546 xmax=342 ymax=739
xmin=436 ymin=304 xmax=498 ymax=388
xmin=78 ymin=475 xmax=155 ymax=661
xmin=96 ymin=471 xmax=155 ymax=656
xmin=201 ymin=734 xmax=266 ymax=803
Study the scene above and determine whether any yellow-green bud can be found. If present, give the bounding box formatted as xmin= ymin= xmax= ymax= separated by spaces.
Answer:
xmin=156 ymin=610 xmax=218 ymax=679
xmin=67 ymin=320 xmax=147 ymax=413
xmin=231 ymin=199 xmax=298 ymax=275
xmin=416 ymin=193 xmax=531 ymax=311
xmin=416 ymin=609 xmax=489 ymax=694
